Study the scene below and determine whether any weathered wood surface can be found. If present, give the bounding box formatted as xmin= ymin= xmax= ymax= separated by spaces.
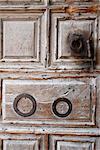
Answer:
xmin=1 ymin=134 xmax=45 ymax=150
xmin=49 ymin=135 xmax=100 ymax=150
xmin=2 ymin=77 xmax=96 ymax=127
xmin=0 ymin=0 xmax=99 ymax=150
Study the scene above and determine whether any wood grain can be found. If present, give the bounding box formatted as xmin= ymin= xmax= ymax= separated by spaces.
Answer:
xmin=0 ymin=0 xmax=99 ymax=150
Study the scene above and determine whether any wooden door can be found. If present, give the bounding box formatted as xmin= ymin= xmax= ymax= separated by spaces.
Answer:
xmin=0 ymin=0 xmax=99 ymax=150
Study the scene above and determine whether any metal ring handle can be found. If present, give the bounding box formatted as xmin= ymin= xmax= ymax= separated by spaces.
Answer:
xmin=13 ymin=93 xmax=36 ymax=117
xmin=52 ymin=97 xmax=72 ymax=118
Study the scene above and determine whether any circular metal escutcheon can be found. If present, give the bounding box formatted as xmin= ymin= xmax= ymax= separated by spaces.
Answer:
xmin=13 ymin=93 xmax=36 ymax=117
xmin=52 ymin=97 xmax=72 ymax=118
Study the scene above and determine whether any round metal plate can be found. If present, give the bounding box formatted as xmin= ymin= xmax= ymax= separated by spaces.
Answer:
xmin=52 ymin=97 xmax=72 ymax=118
xmin=13 ymin=93 xmax=36 ymax=117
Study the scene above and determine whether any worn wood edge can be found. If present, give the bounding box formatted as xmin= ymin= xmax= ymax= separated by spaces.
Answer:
xmin=0 ymin=125 xmax=99 ymax=136
xmin=0 ymin=68 xmax=98 ymax=74
xmin=0 ymin=71 xmax=98 ymax=80
xmin=1 ymin=120 xmax=96 ymax=127
xmin=0 ymin=4 xmax=98 ymax=12
xmin=0 ymin=71 xmax=98 ymax=82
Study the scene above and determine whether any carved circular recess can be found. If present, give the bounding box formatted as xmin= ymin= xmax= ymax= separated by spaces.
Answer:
xmin=13 ymin=93 xmax=36 ymax=117
xmin=52 ymin=98 xmax=72 ymax=118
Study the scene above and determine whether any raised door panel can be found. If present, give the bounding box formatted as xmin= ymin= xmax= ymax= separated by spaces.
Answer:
xmin=96 ymin=16 xmax=100 ymax=69
xmin=3 ymin=140 xmax=38 ymax=150
xmin=96 ymin=75 xmax=100 ymax=127
xmin=49 ymin=136 xmax=100 ymax=150
xmin=0 ymin=134 xmax=45 ymax=150
xmin=2 ymin=77 xmax=96 ymax=127
xmin=50 ymin=0 xmax=98 ymax=3
xmin=3 ymin=21 xmax=39 ymax=60
xmin=57 ymin=142 xmax=93 ymax=150
xmin=0 ymin=79 xmax=1 ymax=118
xmin=50 ymin=12 xmax=97 ymax=69
xmin=0 ymin=140 xmax=2 ymax=150
xmin=0 ymin=11 xmax=46 ymax=68
xmin=0 ymin=0 xmax=41 ymax=2
xmin=0 ymin=0 xmax=44 ymax=3
xmin=50 ymin=0 xmax=65 ymax=5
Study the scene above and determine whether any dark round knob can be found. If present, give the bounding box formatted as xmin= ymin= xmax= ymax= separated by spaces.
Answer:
xmin=13 ymin=93 xmax=36 ymax=117
xmin=52 ymin=97 xmax=72 ymax=118
xmin=68 ymin=32 xmax=85 ymax=53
